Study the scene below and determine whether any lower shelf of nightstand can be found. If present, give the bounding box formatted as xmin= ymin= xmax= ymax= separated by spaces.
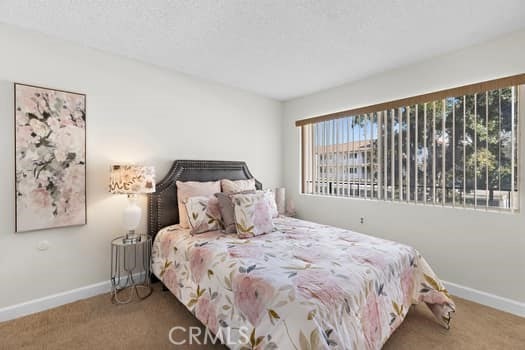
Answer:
xmin=111 ymin=282 xmax=152 ymax=304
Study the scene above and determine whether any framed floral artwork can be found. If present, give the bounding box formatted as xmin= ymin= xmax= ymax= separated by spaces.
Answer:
xmin=14 ymin=83 xmax=86 ymax=232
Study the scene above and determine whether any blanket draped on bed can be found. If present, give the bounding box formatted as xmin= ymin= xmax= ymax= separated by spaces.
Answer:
xmin=152 ymin=217 xmax=455 ymax=350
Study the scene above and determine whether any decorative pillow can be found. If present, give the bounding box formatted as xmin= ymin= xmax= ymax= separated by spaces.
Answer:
xmin=232 ymin=192 xmax=275 ymax=238
xmin=177 ymin=180 xmax=221 ymax=229
xmin=184 ymin=196 xmax=222 ymax=234
xmin=221 ymin=178 xmax=256 ymax=193
xmin=259 ymin=189 xmax=278 ymax=218
xmin=215 ymin=190 xmax=256 ymax=234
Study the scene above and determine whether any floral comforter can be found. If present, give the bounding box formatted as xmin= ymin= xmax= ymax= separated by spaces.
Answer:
xmin=152 ymin=216 xmax=455 ymax=350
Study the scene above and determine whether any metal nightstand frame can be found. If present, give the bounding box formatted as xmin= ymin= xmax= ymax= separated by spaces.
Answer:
xmin=110 ymin=234 xmax=153 ymax=304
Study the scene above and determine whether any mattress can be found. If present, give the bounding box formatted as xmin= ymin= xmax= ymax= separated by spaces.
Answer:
xmin=152 ymin=216 xmax=455 ymax=349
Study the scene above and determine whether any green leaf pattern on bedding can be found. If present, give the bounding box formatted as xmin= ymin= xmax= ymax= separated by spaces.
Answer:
xmin=232 ymin=192 xmax=275 ymax=238
xmin=152 ymin=217 xmax=455 ymax=350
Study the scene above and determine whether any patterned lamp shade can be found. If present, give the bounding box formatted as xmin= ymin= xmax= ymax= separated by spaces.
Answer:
xmin=109 ymin=165 xmax=156 ymax=194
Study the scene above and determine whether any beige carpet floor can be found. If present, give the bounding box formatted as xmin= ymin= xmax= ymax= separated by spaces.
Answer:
xmin=1 ymin=284 xmax=524 ymax=349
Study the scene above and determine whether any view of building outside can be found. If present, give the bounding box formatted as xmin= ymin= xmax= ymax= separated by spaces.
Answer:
xmin=317 ymin=140 xmax=372 ymax=180
xmin=303 ymin=86 xmax=520 ymax=210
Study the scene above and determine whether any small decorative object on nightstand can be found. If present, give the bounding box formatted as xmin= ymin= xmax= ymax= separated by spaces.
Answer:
xmin=109 ymin=165 xmax=156 ymax=243
xmin=110 ymin=234 xmax=152 ymax=304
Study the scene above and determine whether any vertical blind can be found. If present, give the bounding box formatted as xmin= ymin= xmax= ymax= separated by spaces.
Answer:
xmin=299 ymin=77 xmax=522 ymax=212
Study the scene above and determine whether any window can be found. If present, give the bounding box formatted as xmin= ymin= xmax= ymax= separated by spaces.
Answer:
xmin=299 ymin=75 xmax=523 ymax=212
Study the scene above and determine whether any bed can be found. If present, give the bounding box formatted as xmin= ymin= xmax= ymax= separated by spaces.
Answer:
xmin=148 ymin=160 xmax=455 ymax=350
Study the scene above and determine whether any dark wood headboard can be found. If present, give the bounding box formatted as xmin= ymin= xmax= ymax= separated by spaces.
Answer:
xmin=147 ymin=160 xmax=262 ymax=239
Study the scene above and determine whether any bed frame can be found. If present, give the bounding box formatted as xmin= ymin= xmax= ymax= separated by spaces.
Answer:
xmin=147 ymin=160 xmax=262 ymax=241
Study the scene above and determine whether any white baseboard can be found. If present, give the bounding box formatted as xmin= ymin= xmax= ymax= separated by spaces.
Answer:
xmin=443 ymin=280 xmax=525 ymax=318
xmin=0 ymin=272 xmax=148 ymax=323
xmin=1 ymin=277 xmax=523 ymax=323
xmin=0 ymin=280 xmax=111 ymax=323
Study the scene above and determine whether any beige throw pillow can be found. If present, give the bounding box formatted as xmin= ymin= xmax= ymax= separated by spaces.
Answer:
xmin=221 ymin=178 xmax=256 ymax=193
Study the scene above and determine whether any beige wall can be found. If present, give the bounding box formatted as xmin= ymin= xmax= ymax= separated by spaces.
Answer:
xmin=283 ymin=29 xmax=525 ymax=302
xmin=0 ymin=24 xmax=282 ymax=309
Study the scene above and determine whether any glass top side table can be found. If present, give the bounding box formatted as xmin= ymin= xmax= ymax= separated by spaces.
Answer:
xmin=110 ymin=234 xmax=152 ymax=304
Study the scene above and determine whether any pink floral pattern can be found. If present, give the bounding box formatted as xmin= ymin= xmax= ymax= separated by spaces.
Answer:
xmin=228 ymin=244 xmax=265 ymax=260
xmin=260 ymin=189 xmax=278 ymax=218
xmin=232 ymin=192 xmax=274 ymax=238
xmin=362 ymin=290 xmax=382 ymax=349
xmin=185 ymin=196 xmax=222 ymax=234
xmin=189 ymin=246 xmax=213 ymax=284
xmin=162 ymin=267 xmax=178 ymax=293
xmin=351 ymin=246 xmax=391 ymax=270
xmin=233 ymin=274 xmax=275 ymax=326
xmin=152 ymin=216 xmax=455 ymax=350
xmin=176 ymin=180 xmax=221 ymax=229
xmin=15 ymin=84 xmax=86 ymax=232
xmin=195 ymin=296 xmax=219 ymax=334
xmin=401 ymin=266 xmax=415 ymax=306
xmin=293 ymin=270 xmax=345 ymax=307
xmin=160 ymin=233 xmax=177 ymax=258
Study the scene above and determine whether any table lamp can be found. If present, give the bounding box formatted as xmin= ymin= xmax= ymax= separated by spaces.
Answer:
xmin=109 ymin=165 xmax=155 ymax=243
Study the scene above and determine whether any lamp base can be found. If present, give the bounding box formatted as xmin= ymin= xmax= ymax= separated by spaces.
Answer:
xmin=122 ymin=232 xmax=142 ymax=244
xmin=122 ymin=195 xmax=142 ymax=244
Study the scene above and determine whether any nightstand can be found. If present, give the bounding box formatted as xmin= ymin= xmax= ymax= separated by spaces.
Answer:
xmin=110 ymin=234 xmax=153 ymax=304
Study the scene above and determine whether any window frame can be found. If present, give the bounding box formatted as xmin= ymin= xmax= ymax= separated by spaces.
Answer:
xmin=298 ymin=74 xmax=525 ymax=213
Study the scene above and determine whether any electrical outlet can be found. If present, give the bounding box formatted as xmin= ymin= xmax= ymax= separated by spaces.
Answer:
xmin=360 ymin=217 xmax=365 ymax=224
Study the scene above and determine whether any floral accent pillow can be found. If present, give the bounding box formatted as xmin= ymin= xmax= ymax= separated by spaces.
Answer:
xmin=259 ymin=189 xmax=278 ymax=218
xmin=176 ymin=180 xmax=221 ymax=229
xmin=215 ymin=190 xmax=256 ymax=234
xmin=232 ymin=192 xmax=274 ymax=238
xmin=184 ymin=196 xmax=222 ymax=235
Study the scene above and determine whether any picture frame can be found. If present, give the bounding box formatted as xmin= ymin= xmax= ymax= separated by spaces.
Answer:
xmin=14 ymin=83 xmax=87 ymax=232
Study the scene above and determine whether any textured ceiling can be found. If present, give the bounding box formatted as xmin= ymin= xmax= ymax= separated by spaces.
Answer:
xmin=0 ymin=1 xmax=524 ymax=100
